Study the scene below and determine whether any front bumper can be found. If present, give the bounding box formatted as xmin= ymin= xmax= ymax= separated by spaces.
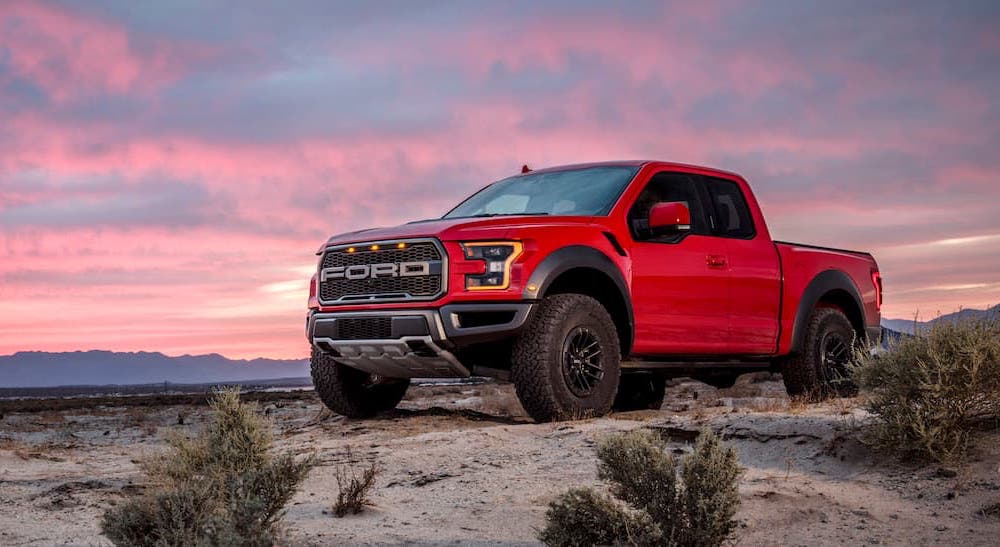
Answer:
xmin=307 ymin=302 xmax=535 ymax=379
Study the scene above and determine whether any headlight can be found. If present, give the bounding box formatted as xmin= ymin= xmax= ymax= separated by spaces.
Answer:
xmin=461 ymin=241 xmax=523 ymax=290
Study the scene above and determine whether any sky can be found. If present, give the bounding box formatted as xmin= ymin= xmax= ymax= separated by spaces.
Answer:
xmin=1 ymin=1 xmax=999 ymax=359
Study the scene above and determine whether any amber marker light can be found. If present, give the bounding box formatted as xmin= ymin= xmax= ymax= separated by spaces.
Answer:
xmin=370 ymin=244 xmax=380 ymax=251
xmin=346 ymin=247 xmax=356 ymax=253
xmin=397 ymin=242 xmax=407 ymax=249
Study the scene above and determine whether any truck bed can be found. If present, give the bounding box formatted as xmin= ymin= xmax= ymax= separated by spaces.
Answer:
xmin=773 ymin=240 xmax=874 ymax=259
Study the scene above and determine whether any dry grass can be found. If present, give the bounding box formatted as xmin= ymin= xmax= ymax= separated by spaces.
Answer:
xmin=333 ymin=452 xmax=380 ymax=517
xmin=786 ymin=396 xmax=811 ymax=415
xmin=829 ymin=395 xmax=862 ymax=416
xmin=746 ymin=398 xmax=790 ymax=413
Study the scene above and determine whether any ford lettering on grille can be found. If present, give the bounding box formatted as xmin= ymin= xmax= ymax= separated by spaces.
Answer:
xmin=318 ymin=240 xmax=445 ymax=303
xmin=321 ymin=261 xmax=434 ymax=281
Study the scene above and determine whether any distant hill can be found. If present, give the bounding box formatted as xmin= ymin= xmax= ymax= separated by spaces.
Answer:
xmin=0 ymin=350 xmax=309 ymax=388
xmin=881 ymin=303 xmax=1000 ymax=335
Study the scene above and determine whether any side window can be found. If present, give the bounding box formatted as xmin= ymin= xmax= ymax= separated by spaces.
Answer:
xmin=704 ymin=176 xmax=755 ymax=239
xmin=628 ymin=172 xmax=710 ymax=242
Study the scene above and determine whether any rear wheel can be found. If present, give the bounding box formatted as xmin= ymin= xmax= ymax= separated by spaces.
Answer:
xmin=512 ymin=294 xmax=621 ymax=422
xmin=780 ymin=307 xmax=858 ymax=399
xmin=310 ymin=347 xmax=410 ymax=418
xmin=613 ymin=373 xmax=666 ymax=411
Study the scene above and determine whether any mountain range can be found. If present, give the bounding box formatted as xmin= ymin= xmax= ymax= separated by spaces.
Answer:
xmin=0 ymin=350 xmax=308 ymax=388
xmin=880 ymin=303 xmax=999 ymax=335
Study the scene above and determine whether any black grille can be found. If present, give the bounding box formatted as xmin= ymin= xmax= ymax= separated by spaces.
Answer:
xmin=319 ymin=241 xmax=444 ymax=303
xmin=337 ymin=317 xmax=392 ymax=340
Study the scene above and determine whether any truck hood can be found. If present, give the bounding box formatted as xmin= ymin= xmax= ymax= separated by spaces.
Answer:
xmin=322 ymin=215 xmax=598 ymax=248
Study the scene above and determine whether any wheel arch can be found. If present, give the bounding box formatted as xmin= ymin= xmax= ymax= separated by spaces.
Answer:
xmin=790 ymin=269 xmax=866 ymax=353
xmin=524 ymin=245 xmax=633 ymax=355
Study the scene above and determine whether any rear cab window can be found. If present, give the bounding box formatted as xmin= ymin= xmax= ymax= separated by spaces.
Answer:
xmin=703 ymin=176 xmax=756 ymax=239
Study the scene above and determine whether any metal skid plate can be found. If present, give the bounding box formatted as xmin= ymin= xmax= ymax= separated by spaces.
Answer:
xmin=313 ymin=336 xmax=470 ymax=378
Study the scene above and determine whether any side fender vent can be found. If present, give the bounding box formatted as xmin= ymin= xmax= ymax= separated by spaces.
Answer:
xmin=602 ymin=232 xmax=627 ymax=257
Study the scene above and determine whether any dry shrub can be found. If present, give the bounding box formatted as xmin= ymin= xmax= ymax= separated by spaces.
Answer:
xmin=539 ymin=428 xmax=740 ymax=547
xmin=854 ymin=318 xmax=1000 ymax=463
xmin=332 ymin=454 xmax=380 ymax=517
xmin=540 ymin=487 xmax=661 ymax=546
xmin=101 ymin=387 xmax=314 ymax=546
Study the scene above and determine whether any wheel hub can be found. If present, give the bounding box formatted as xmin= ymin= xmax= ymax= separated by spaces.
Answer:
xmin=561 ymin=327 xmax=604 ymax=397
xmin=820 ymin=332 xmax=851 ymax=383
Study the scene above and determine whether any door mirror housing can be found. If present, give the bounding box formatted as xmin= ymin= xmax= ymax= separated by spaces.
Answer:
xmin=648 ymin=201 xmax=691 ymax=232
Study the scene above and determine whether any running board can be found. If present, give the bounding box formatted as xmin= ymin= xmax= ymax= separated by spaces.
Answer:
xmin=621 ymin=360 xmax=771 ymax=370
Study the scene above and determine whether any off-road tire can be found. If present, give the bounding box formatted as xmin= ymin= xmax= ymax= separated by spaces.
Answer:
xmin=779 ymin=307 xmax=858 ymax=400
xmin=310 ymin=347 xmax=410 ymax=418
xmin=613 ymin=373 xmax=666 ymax=411
xmin=511 ymin=294 xmax=621 ymax=422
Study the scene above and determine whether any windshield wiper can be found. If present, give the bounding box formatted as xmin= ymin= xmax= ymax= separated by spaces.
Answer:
xmin=449 ymin=212 xmax=551 ymax=219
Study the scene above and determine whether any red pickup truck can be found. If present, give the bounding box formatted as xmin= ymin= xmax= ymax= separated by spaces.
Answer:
xmin=306 ymin=161 xmax=882 ymax=422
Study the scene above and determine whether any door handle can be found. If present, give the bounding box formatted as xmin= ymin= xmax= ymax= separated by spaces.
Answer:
xmin=706 ymin=254 xmax=727 ymax=268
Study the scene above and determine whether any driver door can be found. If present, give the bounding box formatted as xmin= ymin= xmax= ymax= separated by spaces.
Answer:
xmin=627 ymin=172 xmax=730 ymax=355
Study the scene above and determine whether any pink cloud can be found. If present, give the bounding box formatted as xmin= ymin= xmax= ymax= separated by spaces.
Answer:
xmin=1 ymin=2 xmax=998 ymax=359
xmin=0 ymin=1 xmax=210 ymax=101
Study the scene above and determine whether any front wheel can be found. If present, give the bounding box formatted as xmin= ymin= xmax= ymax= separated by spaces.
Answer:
xmin=779 ymin=307 xmax=859 ymax=399
xmin=511 ymin=294 xmax=621 ymax=422
xmin=310 ymin=348 xmax=410 ymax=418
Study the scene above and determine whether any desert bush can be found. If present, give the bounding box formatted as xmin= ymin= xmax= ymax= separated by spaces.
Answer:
xmin=333 ymin=453 xmax=380 ymax=517
xmin=855 ymin=318 xmax=1000 ymax=463
xmin=101 ymin=387 xmax=314 ymax=547
xmin=540 ymin=428 xmax=740 ymax=547
xmin=539 ymin=487 xmax=662 ymax=546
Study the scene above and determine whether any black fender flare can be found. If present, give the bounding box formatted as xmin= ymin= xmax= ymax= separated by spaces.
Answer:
xmin=523 ymin=245 xmax=634 ymax=351
xmin=789 ymin=269 xmax=865 ymax=353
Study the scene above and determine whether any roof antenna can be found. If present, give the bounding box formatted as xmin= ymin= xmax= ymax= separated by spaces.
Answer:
xmin=521 ymin=164 xmax=531 ymax=173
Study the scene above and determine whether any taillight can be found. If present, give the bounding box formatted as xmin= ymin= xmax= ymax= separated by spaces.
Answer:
xmin=871 ymin=270 xmax=883 ymax=311
xmin=308 ymin=273 xmax=319 ymax=309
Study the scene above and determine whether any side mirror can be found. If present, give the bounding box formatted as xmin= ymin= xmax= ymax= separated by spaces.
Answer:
xmin=648 ymin=201 xmax=691 ymax=232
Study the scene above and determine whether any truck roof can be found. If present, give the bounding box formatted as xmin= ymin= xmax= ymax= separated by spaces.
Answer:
xmin=524 ymin=160 xmax=742 ymax=179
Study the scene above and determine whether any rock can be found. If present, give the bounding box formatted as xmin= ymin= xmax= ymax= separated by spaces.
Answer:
xmin=412 ymin=471 xmax=455 ymax=487
xmin=649 ymin=424 xmax=700 ymax=443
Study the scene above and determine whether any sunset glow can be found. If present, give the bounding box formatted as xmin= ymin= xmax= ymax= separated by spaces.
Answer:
xmin=2 ymin=1 xmax=998 ymax=358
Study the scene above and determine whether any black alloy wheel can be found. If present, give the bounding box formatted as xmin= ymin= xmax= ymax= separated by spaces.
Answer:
xmin=561 ymin=327 xmax=605 ymax=397
xmin=819 ymin=331 xmax=852 ymax=386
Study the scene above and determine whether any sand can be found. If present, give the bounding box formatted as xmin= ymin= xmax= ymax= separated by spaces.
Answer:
xmin=1 ymin=375 xmax=998 ymax=546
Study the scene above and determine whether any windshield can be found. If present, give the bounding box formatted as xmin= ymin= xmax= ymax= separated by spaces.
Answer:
xmin=443 ymin=166 xmax=640 ymax=219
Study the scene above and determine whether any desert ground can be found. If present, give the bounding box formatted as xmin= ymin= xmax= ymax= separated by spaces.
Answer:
xmin=1 ymin=375 xmax=998 ymax=546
